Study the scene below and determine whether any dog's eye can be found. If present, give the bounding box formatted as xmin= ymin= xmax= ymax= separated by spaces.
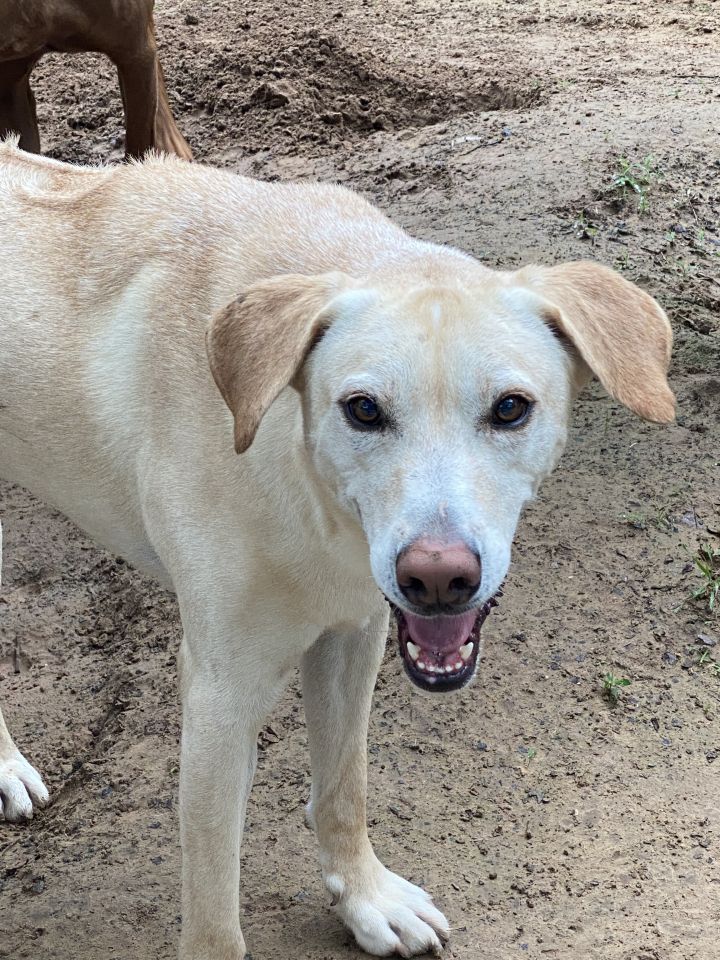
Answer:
xmin=345 ymin=395 xmax=384 ymax=430
xmin=492 ymin=394 xmax=532 ymax=427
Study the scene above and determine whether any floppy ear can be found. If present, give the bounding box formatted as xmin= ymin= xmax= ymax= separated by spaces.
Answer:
xmin=515 ymin=261 xmax=675 ymax=423
xmin=207 ymin=272 xmax=350 ymax=453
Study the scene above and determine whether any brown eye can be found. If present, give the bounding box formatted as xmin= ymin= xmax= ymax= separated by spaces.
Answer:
xmin=345 ymin=395 xmax=384 ymax=430
xmin=492 ymin=394 xmax=532 ymax=427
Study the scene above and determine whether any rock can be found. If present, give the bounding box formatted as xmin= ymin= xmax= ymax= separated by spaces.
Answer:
xmin=249 ymin=81 xmax=296 ymax=109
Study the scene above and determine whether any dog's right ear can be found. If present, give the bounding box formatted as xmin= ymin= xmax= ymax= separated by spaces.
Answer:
xmin=206 ymin=272 xmax=351 ymax=454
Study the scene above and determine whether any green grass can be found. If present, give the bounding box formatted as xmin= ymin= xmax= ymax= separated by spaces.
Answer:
xmin=690 ymin=543 xmax=720 ymax=614
xmin=621 ymin=510 xmax=648 ymax=530
xmin=610 ymin=155 xmax=659 ymax=214
xmin=619 ymin=503 xmax=675 ymax=533
xmin=690 ymin=645 xmax=720 ymax=685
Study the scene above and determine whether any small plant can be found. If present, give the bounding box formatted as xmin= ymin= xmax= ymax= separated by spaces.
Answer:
xmin=613 ymin=250 xmax=633 ymax=272
xmin=602 ymin=672 xmax=631 ymax=704
xmin=653 ymin=504 xmax=676 ymax=533
xmin=610 ymin=156 xmax=658 ymax=214
xmin=674 ymin=257 xmax=697 ymax=281
xmin=693 ymin=228 xmax=720 ymax=260
xmin=621 ymin=511 xmax=647 ymax=530
xmin=690 ymin=643 xmax=719 ymax=674
xmin=690 ymin=544 xmax=720 ymax=614
xmin=517 ymin=745 xmax=537 ymax=766
xmin=572 ymin=209 xmax=598 ymax=240
xmin=697 ymin=647 xmax=713 ymax=667
xmin=620 ymin=503 xmax=674 ymax=533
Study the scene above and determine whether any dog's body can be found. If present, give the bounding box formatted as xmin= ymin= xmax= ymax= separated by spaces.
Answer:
xmin=0 ymin=142 xmax=674 ymax=959
xmin=0 ymin=0 xmax=191 ymax=159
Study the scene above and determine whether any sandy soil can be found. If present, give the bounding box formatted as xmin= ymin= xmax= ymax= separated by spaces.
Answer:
xmin=1 ymin=1 xmax=719 ymax=958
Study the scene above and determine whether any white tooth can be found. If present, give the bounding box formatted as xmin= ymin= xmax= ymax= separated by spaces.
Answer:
xmin=459 ymin=641 xmax=474 ymax=661
xmin=417 ymin=661 xmax=427 ymax=671
xmin=444 ymin=664 xmax=453 ymax=673
xmin=407 ymin=641 xmax=420 ymax=662
xmin=454 ymin=661 xmax=463 ymax=671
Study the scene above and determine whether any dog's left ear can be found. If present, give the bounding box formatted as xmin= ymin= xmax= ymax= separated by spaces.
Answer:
xmin=207 ymin=272 xmax=350 ymax=453
xmin=515 ymin=261 xmax=675 ymax=423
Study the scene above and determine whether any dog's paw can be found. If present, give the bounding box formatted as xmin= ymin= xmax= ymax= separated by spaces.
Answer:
xmin=0 ymin=747 xmax=49 ymax=821
xmin=327 ymin=863 xmax=449 ymax=957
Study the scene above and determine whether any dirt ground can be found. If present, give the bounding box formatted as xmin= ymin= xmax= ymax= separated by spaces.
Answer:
xmin=1 ymin=1 xmax=719 ymax=958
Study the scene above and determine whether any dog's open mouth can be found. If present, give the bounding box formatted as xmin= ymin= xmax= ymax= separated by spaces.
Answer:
xmin=391 ymin=596 xmax=499 ymax=692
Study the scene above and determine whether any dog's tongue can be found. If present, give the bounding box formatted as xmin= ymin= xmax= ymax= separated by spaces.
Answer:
xmin=403 ymin=610 xmax=478 ymax=652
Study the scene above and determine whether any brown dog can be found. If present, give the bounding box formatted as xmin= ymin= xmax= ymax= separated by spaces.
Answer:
xmin=0 ymin=0 xmax=191 ymax=159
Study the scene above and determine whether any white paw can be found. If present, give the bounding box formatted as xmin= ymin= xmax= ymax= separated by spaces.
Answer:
xmin=327 ymin=862 xmax=450 ymax=957
xmin=0 ymin=747 xmax=49 ymax=821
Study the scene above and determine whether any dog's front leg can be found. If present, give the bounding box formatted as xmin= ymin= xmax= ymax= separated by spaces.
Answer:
xmin=177 ymin=631 xmax=286 ymax=960
xmin=302 ymin=611 xmax=450 ymax=957
xmin=0 ymin=705 xmax=49 ymax=820
xmin=0 ymin=521 xmax=49 ymax=820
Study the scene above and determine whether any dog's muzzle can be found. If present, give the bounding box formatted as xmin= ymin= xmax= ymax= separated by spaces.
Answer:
xmin=390 ymin=592 xmax=500 ymax=693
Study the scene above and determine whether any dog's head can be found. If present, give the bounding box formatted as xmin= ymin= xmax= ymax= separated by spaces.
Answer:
xmin=207 ymin=260 xmax=674 ymax=692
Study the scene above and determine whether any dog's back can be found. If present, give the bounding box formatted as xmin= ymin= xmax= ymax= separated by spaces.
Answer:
xmin=0 ymin=143 xmax=167 ymax=570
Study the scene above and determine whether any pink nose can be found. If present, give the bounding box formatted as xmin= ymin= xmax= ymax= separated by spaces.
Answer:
xmin=396 ymin=538 xmax=481 ymax=608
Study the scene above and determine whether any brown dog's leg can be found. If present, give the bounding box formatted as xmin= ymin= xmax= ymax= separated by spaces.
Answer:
xmin=115 ymin=49 xmax=158 ymax=160
xmin=115 ymin=50 xmax=190 ymax=161
xmin=0 ymin=57 xmax=41 ymax=152
xmin=113 ymin=5 xmax=191 ymax=164
xmin=153 ymin=58 xmax=192 ymax=160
